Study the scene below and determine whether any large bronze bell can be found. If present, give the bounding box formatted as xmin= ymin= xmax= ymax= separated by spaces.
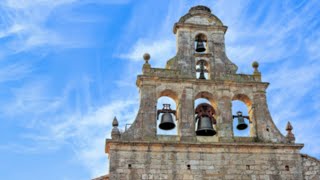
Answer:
xmin=233 ymin=111 xmax=249 ymax=130
xmin=159 ymin=112 xmax=175 ymax=130
xmin=157 ymin=104 xmax=176 ymax=130
xmin=195 ymin=41 xmax=206 ymax=52
xmin=196 ymin=116 xmax=216 ymax=136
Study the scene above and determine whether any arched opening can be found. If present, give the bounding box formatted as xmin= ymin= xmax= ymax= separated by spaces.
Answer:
xmin=194 ymin=33 xmax=208 ymax=53
xmin=156 ymin=96 xmax=177 ymax=135
xmin=194 ymin=91 xmax=217 ymax=110
xmin=194 ymin=96 xmax=217 ymax=136
xmin=196 ymin=60 xmax=209 ymax=80
xmin=232 ymin=94 xmax=253 ymax=137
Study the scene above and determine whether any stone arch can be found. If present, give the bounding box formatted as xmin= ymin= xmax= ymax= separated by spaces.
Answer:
xmin=232 ymin=94 xmax=256 ymax=137
xmin=195 ymin=33 xmax=208 ymax=42
xmin=194 ymin=91 xmax=217 ymax=110
xmin=157 ymin=90 xmax=178 ymax=135
xmin=158 ymin=89 xmax=179 ymax=105
xmin=232 ymin=94 xmax=252 ymax=107
xmin=194 ymin=92 xmax=217 ymax=136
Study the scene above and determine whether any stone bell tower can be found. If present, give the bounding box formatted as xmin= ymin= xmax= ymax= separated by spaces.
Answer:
xmin=99 ymin=5 xmax=320 ymax=180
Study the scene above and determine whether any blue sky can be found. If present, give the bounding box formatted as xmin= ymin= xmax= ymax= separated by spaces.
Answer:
xmin=0 ymin=0 xmax=319 ymax=179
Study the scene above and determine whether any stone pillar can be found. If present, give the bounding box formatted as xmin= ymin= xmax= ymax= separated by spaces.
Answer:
xmin=253 ymin=92 xmax=269 ymax=141
xmin=139 ymin=84 xmax=157 ymax=140
xmin=176 ymin=30 xmax=196 ymax=78
xmin=217 ymin=96 xmax=233 ymax=142
xmin=178 ymin=87 xmax=196 ymax=141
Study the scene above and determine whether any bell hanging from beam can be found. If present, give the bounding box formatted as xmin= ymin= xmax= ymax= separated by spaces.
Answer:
xmin=195 ymin=103 xmax=216 ymax=136
xmin=233 ymin=111 xmax=249 ymax=130
xmin=195 ymin=41 xmax=206 ymax=52
xmin=196 ymin=116 xmax=216 ymax=136
xmin=198 ymin=61 xmax=206 ymax=79
xmin=157 ymin=104 xmax=176 ymax=130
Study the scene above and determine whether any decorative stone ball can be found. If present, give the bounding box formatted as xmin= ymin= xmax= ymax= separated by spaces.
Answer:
xmin=143 ymin=53 xmax=150 ymax=61
xmin=252 ymin=61 xmax=259 ymax=68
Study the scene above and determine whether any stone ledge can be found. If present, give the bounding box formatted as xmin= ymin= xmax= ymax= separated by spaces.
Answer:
xmin=105 ymin=139 xmax=304 ymax=153
xmin=137 ymin=74 xmax=268 ymax=86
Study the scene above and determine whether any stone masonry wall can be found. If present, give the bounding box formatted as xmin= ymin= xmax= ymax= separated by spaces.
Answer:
xmin=302 ymin=154 xmax=320 ymax=180
xmin=107 ymin=142 xmax=304 ymax=180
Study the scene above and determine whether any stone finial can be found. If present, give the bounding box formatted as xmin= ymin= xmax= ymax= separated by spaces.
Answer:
xmin=252 ymin=61 xmax=259 ymax=72
xmin=252 ymin=61 xmax=261 ymax=81
xmin=112 ymin=116 xmax=118 ymax=127
xmin=142 ymin=53 xmax=151 ymax=73
xmin=111 ymin=116 xmax=120 ymax=140
xmin=143 ymin=53 xmax=150 ymax=63
xmin=285 ymin=121 xmax=295 ymax=143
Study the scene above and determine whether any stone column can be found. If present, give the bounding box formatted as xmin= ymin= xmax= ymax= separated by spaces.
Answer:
xmin=176 ymin=30 xmax=196 ymax=78
xmin=178 ymin=87 xmax=196 ymax=141
xmin=139 ymin=84 xmax=157 ymax=140
xmin=217 ymin=96 xmax=233 ymax=142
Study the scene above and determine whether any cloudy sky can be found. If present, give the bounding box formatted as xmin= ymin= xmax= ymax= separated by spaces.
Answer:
xmin=0 ymin=0 xmax=319 ymax=179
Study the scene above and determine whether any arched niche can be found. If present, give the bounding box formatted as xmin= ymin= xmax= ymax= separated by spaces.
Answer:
xmin=196 ymin=60 xmax=209 ymax=80
xmin=194 ymin=91 xmax=217 ymax=110
xmin=232 ymin=94 xmax=255 ymax=137
xmin=194 ymin=92 xmax=217 ymax=136
xmin=156 ymin=93 xmax=178 ymax=135
xmin=158 ymin=89 xmax=179 ymax=105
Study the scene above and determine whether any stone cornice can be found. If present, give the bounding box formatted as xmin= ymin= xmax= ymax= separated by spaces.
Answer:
xmin=136 ymin=74 xmax=269 ymax=89
xmin=173 ymin=23 xmax=228 ymax=34
xmin=105 ymin=139 xmax=304 ymax=153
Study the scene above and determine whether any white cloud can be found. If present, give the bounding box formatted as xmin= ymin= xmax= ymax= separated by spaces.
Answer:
xmin=0 ymin=62 xmax=33 ymax=82
xmin=1 ymin=77 xmax=139 ymax=177
xmin=0 ymin=0 xmax=127 ymax=55
xmin=44 ymin=99 xmax=138 ymax=178
xmin=118 ymin=39 xmax=176 ymax=67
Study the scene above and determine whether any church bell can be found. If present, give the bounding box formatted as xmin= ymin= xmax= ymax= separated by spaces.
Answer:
xmin=157 ymin=104 xmax=176 ymax=130
xmin=195 ymin=103 xmax=216 ymax=136
xmin=195 ymin=41 xmax=206 ymax=52
xmin=196 ymin=116 xmax=216 ymax=136
xmin=198 ymin=61 xmax=206 ymax=79
xmin=233 ymin=111 xmax=249 ymax=130
xmin=159 ymin=112 xmax=175 ymax=130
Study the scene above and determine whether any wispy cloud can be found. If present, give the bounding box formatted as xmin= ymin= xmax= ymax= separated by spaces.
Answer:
xmin=0 ymin=0 xmax=74 ymax=52
xmin=38 ymin=99 xmax=138 ymax=178
xmin=0 ymin=62 xmax=33 ymax=82
xmin=0 ymin=0 xmax=129 ymax=57
xmin=211 ymin=0 xmax=320 ymax=69
xmin=0 ymin=74 xmax=139 ymax=177
xmin=118 ymin=39 xmax=176 ymax=67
